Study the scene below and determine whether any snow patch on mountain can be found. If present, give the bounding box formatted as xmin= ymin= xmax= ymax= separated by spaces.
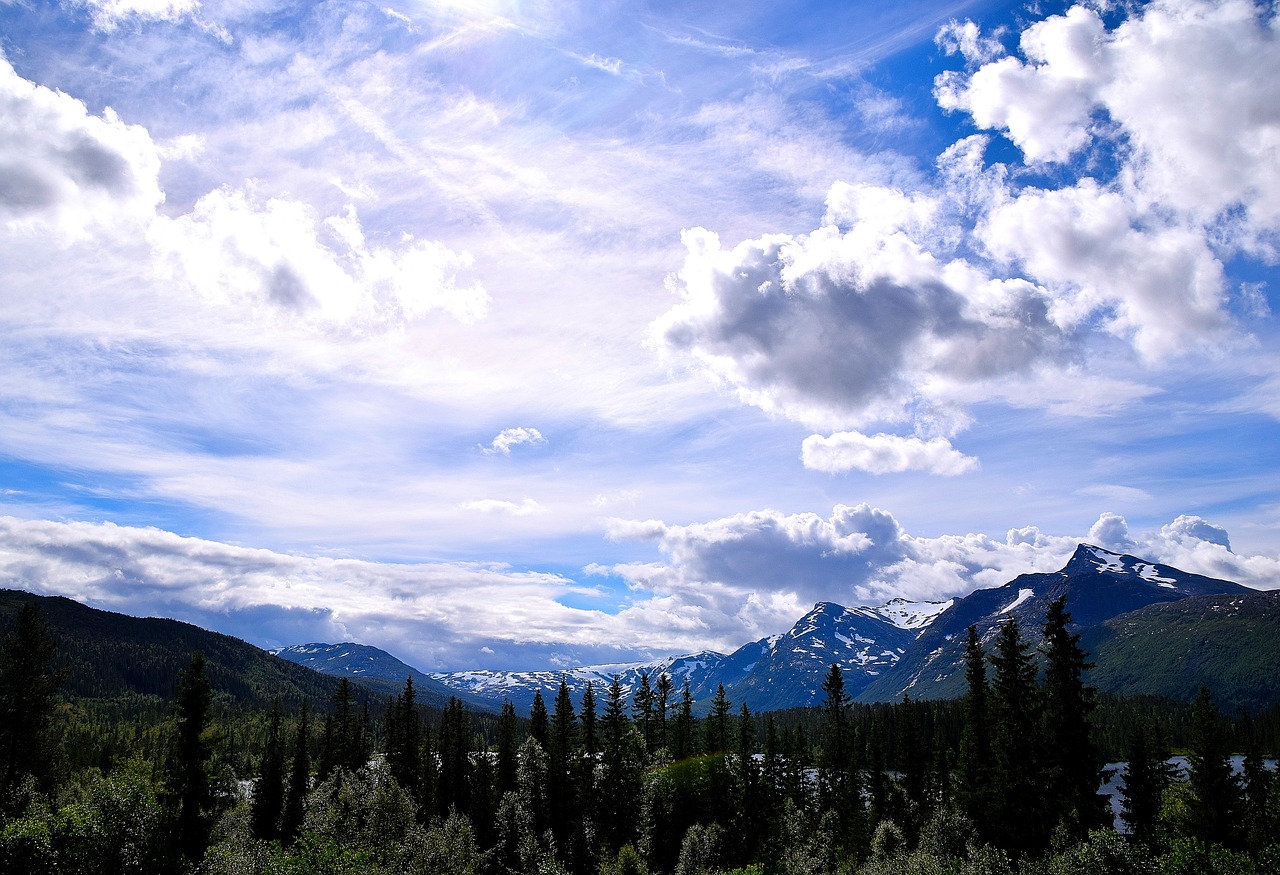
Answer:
xmin=999 ymin=588 xmax=1034 ymax=614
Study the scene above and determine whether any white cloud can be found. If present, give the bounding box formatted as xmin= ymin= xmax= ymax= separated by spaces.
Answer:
xmin=0 ymin=55 xmax=163 ymax=241
xmin=460 ymin=498 xmax=544 ymax=516
xmin=800 ymin=431 xmax=978 ymax=475
xmin=935 ymin=19 xmax=1006 ymax=65
xmin=149 ymin=189 xmax=489 ymax=332
xmin=77 ymin=0 xmax=201 ymax=31
xmin=482 ymin=426 xmax=546 ymax=455
xmin=941 ymin=1 xmax=1280 ymax=243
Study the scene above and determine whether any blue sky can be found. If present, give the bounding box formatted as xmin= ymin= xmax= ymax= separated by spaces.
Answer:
xmin=1 ymin=0 xmax=1278 ymax=671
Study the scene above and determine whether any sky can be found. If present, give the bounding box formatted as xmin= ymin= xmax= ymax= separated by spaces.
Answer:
xmin=1 ymin=0 xmax=1279 ymax=672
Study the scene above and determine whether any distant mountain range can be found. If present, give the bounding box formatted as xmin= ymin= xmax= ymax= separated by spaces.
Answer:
xmin=7 ymin=543 xmax=1276 ymax=716
xmin=275 ymin=544 xmax=1275 ymax=715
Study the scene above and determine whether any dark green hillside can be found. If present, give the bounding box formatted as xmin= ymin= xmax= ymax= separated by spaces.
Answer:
xmin=1082 ymin=589 xmax=1280 ymax=713
xmin=0 ymin=589 xmax=347 ymax=707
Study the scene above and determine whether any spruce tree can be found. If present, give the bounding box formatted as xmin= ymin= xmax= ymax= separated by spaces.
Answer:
xmin=548 ymin=678 xmax=578 ymax=855
xmin=989 ymin=618 xmax=1045 ymax=854
xmin=388 ymin=676 xmax=423 ymax=802
xmin=673 ymin=680 xmax=696 ymax=760
xmin=166 ymin=652 xmax=216 ymax=868
xmin=0 ymin=601 xmax=64 ymax=811
xmin=599 ymin=675 xmax=640 ymax=851
xmin=655 ymin=673 xmax=674 ymax=752
xmin=281 ymin=700 xmax=310 ymax=846
xmin=956 ymin=625 xmax=993 ymax=838
xmin=705 ymin=683 xmax=732 ymax=754
xmin=1185 ymin=687 xmax=1242 ymax=848
xmin=819 ymin=663 xmax=863 ymax=857
xmin=1040 ymin=595 xmax=1105 ymax=836
xmin=529 ymin=689 xmax=549 ymax=750
xmin=1119 ymin=717 xmax=1171 ymax=844
xmin=580 ymin=682 xmax=598 ymax=758
xmin=634 ymin=672 xmax=655 ymax=751
xmin=250 ymin=700 xmax=286 ymax=841
xmin=496 ymin=699 xmax=519 ymax=797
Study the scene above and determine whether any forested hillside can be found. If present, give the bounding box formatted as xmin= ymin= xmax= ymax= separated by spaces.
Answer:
xmin=0 ymin=595 xmax=1277 ymax=875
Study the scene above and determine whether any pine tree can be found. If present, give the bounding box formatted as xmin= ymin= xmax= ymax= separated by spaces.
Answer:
xmin=388 ymin=676 xmax=423 ymax=802
xmin=1040 ymin=595 xmax=1104 ymax=837
xmin=580 ymin=682 xmax=598 ymax=758
xmin=166 ymin=652 xmax=216 ymax=867
xmin=673 ymin=680 xmax=696 ymax=761
xmin=250 ymin=699 xmax=286 ymax=841
xmin=989 ymin=618 xmax=1045 ymax=854
xmin=655 ymin=673 xmax=674 ymax=752
xmin=819 ymin=663 xmax=863 ymax=857
xmin=529 ymin=689 xmax=549 ymax=750
xmin=496 ymin=699 xmax=519 ymax=797
xmin=437 ymin=697 xmax=473 ymax=818
xmin=1185 ymin=687 xmax=1242 ymax=848
xmin=599 ymin=675 xmax=640 ymax=851
xmin=705 ymin=683 xmax=732 ymax=754
xmin=548 ymin=678 xmax=578 ymax=855
xmin=634 ymin=672 xmax=655 ymax=751
xmin=1119 ymin=717 xmax=1171 ymax=844
xmin=956 ymin=625 xmax=993 ymax=838
xmin=280 ymin=700 xmax=310 ymax=846
xmin=0 ymin=601 xmax=64 ymax=811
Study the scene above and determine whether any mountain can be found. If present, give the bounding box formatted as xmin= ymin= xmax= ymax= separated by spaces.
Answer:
xmin=0 ymin=589 xmax=350 ymax=707
xmin=1082 ymin=588 xmax=1280 ymax=713
xmin=856 ymin=544 xmax=1253 ymax=703
xmin=426 ymin=597 xmax=947 ymax=714
xmin=273 ymin=642 xmax=495 ymax=711
xmin=269 ymin=543 xmax=1272 ymax=715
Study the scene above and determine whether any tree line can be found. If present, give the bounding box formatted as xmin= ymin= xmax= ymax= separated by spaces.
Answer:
xmin=0 ymin=597 xmax=1277 ymax=874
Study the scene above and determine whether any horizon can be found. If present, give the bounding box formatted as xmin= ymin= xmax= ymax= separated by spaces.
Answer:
xmin=1 ymin=0 xmax=1278 ymax=673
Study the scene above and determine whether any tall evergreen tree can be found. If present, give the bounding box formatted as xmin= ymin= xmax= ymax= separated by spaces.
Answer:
xmin=1040 ymin=595 xmax=1104 ymax=836
xmin=634 ymin=672 xmax=655 ymax=752
xmin=599 ymin=675 xmax=640 ymax=851
xmin=673 ymin=680 xmax=696 ymax=761
xmin=1185 ymin=687 xmax=1242 ymax=848
xmin=280 ymin=700 xmax=310 ymax=846
xmin=388 ymin=676 xmax=423 ymax=802
xmin=437 ymin=697 xmax=473 ymax=818
xmin=250 ymin=699 xmax=286 ymax=841
xmin=529 ymin=689 xmax=549 ymax=750
xmin=956 ymin=625 xmax=993 ymax=838
xmin=548 ymin=678 xmax=579 ymax=855
xmin=989 ymin=618 xmax=1045 ymax=854
xmin=819 ymin=663 xmax=863 ymax=857
xmin=655 ymin=672 xmax=674 ymax=752
xmin=705 ymin=683 xmax=732 ymax=754
xmin=166 ymin=652 xmax=216 ymax=868
xmin=1240 ymin=713 xmax=1276 ymax=854
xmin=496 ymin=699 xmax=519 ymax=797
xmin=1119 ymin=717 xmax=1171 ymax=845
xmin=0 ymin=601 xmax=64 ymax=811
xmin=580 ymin=682 xmax=598 ymax=758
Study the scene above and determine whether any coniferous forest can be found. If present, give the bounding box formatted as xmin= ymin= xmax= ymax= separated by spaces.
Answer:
xmin=1 ymin=597 xmax=1278 ymax=875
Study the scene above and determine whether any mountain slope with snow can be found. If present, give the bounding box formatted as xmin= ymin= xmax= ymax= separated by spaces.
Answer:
xmin=856 ymin=544 xmax=1252 ymax=703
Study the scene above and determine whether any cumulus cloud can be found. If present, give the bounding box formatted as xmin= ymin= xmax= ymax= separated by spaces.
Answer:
xmin=606 ymin=504 xmax=1280 ymax=631
xmin=942 ymin=0 xmax=1280 ymax=241
xmin=800 ymin=431 xmax=978 ymax=475
xmin=654 ymin=0 xmax=1276 ymax=467
xmin=653 ymin=186 xmax=1068 ymax=434
xmin=0 ymin=55 xmax=163 ymax=240
xmin=149 ymin=189 xmax=489 ymax=332
xmin=482 ymin=426 xmax=547 ymax=455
